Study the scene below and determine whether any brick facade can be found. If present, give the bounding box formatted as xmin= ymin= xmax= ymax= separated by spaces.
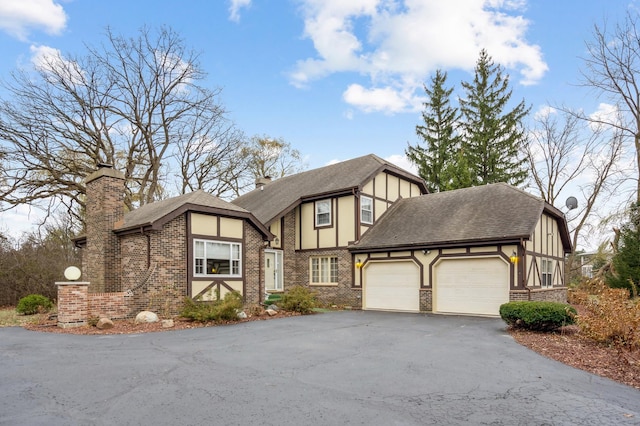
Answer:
xmin=281 ymin=210 xmax=362 ymax=308
xmin=56 ymin=282 xmax=131 ymax=328
xmin=119 ymin=215 xmax=188 ymax=317
xmin=510 ymin=287 xmax=568 ymax=303
xmin=84 ymin=166 xmax=125 ymax=293
xmin=244 ymin=222 xmax=265 ymax=305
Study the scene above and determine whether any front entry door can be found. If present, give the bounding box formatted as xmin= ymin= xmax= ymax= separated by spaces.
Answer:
xmin=265 ymin=250 xmax=283 ymax=291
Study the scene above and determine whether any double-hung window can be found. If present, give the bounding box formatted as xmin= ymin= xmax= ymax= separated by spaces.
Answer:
xmin=541 ymin=259 xmax=553 ymax=287
xmin=310 ymin=256 xmax=338 ymax=284
xmin=361 ymin=195 xmax=373 ymax=225
xmin=194 ymin=239 xmax=241 ymax=277
xmin=315 ymin=200 xmax=331 ymax=227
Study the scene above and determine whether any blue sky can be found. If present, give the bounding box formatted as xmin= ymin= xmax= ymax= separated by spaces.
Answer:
xmin=0 ymin=0 xmax=635 ymax=242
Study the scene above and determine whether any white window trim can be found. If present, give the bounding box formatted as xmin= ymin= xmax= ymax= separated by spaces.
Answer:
xmin=310 ymin=256 xmax=338 ymax=285
xmin=194 ymin=239 xmax=242 ymax=278
xmin=361 ymin=195 xmax=373 ymax=225
xmin=315 ymin=199 xmax=332 ymax=227
xmin=541 ymin=258 xmax=553 ymax=288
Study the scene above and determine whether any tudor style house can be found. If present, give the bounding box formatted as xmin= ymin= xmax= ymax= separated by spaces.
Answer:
xmin=75 ymin=154 xmax=572 ymax=317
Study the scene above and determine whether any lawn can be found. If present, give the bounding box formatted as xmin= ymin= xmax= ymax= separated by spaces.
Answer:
xmin=0 ymin=307 xmax=45 ymax=327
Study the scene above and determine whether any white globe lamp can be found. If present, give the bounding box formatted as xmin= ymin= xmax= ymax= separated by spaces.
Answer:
xmin=64 ymin=266 xmax=82 ymax=281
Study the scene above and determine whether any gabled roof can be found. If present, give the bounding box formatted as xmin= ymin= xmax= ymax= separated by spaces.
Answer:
xmin=114 ymin=189 xmax=271 ymax=238
xmin=232 ymin=154 xmax=428 ymax=224
xmin=349 ymin=183 xmax=572 ymax=253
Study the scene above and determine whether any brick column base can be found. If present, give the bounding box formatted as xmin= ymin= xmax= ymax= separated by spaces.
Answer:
xmin=55 ymin=282 xmax=90 ymax=328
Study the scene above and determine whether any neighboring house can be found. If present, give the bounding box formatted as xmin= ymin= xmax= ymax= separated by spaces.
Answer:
xmin=75 ymin=154 xmax=572 ymax=317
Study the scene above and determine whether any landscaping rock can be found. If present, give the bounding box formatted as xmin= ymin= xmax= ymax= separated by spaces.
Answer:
xmin=161 ymin=319 xmax=174 ymax=328
xmin=96 ymin=317 xmax=114 ymax=329
xmin=135 ymin=311 xmax=159 ymax=324
xmin=237 ymin=311 xmax=247 ymax=319
xmin=265 ymin=309 xmax=277 ymax=316
xmin=267 ymin=304 xmax=279 ymax=311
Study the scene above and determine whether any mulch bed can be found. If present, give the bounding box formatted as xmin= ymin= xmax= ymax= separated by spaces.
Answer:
xmin=509 ymin=325 xmax=640 ymax=390
xmin=23 ymin=310 xmax=302 ymax=335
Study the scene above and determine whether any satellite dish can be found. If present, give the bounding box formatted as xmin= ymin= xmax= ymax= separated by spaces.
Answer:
xmin=565 ymin=196 xmax=578 ymax=211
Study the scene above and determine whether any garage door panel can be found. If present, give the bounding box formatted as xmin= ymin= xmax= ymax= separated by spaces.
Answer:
xmin=364 ymin=261 xmax=419 ymax=312
xmin=435 ymin=257 xmax=509 ymax=316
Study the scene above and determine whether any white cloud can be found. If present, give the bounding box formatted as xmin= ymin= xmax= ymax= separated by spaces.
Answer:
xmin=343 ymin=84 xmax=411 ymax=114
xmin=291 ymin=0 xmax=547 ymax=114
xmin=228 ymin=0 xmax=251 ymax=22
xmin=0 ymin=0 xmax=67 ymax=41
xmin=30 ymin=44 xmax=85 ymax=85
xmin=533 ymin=105 xmax=557 ymax=120
xmin=385 ymin=154 xmax=417 ymax=175
xmin=30 ymin=44 xmax=61 ymax=68
xmin=588 ymin=103 xmax=621 ymax=130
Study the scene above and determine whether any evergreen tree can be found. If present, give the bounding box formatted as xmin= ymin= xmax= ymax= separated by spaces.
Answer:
xmin=607 ymin=202 xmax=640 ymax=297
xmin=459 ymin=49 xmax=530 ymax=186
xmin=407 ymin=70 xmax=462 ymax=192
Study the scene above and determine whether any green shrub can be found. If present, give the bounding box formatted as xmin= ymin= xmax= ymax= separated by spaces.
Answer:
xmin=500 ymin=301 xmax=576 ymax=332
xmin=180 ymin=291 xmax=244 ymax=322
xmin=16 ymin=294 xmax=53 ymax=315
xmin=280 ymin=286 xmax=317 ymax=314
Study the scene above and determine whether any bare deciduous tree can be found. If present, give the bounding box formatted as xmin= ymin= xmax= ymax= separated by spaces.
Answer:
xmin=176 ymin=123 xmax=250 ymax=199
xmin=0 ymin=26 xmax=241 ymax=223
xmin=524 ymin=108 xmax=627 ymax=280
xmin=242 ymin=136 xmax=306 ymax=180
xmin=582 ymin=12 xmax=640 ymax=202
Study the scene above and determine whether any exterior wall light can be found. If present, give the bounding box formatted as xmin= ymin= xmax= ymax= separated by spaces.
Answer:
xmin=355 ymin=259 xmax=364 ymax=269
xmin=510 ymin=251 xmax=519 ymax=264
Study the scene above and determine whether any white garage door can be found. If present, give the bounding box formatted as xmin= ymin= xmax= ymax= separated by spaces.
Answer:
xmin=364 ymin=261 xmax=420 ymax=312
xmin=435 ymin=257 xmax=509 ymax=316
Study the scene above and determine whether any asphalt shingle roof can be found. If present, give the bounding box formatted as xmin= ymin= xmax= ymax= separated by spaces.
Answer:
xmin=232 ymin=154 xmax=427 ymax=223
xmin=350 ymin=183 xmax=571 ymax=252
xmin=116 ymin=189 xmax=252 ymax=231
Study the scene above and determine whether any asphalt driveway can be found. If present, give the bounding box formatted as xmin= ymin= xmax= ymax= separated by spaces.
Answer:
xmin=1 ymin=311 xmax=639 ymax=425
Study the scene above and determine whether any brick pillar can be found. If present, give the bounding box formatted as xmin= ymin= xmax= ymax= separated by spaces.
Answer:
xmin=84 ymin=164 xmax=125 ymax=293
xmin=55 ymin=282 xmax=90 ymax=328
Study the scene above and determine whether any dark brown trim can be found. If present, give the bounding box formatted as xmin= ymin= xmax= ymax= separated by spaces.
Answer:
xmin=115 ymin=203 xmax=272 ymax=240
xmin=350 ymin=238 xmax=523 ymax=253
xmin=187 ymin=212 xmax=193 ymax=297
xmin=193 ymin=280 xmax=236 ymax=300
xmin=335 ymin=197 xmax=339 ymax=247
xmin=242 ymin=221 xmax=246 ymax=301
xmin=280 ymin=216 xmax=285 ymax=250
xmin=191 ymin=233 xmax=242 ymax=243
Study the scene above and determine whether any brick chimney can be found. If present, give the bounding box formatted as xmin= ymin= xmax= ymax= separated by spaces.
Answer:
xmin=84 ymin=163 xmax=125 ymax=292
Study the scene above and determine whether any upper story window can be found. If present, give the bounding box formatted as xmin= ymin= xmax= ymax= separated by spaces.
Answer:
xmin=194 ymin=239 xmax=241 ymax=277
xmin=541 ymin=259 xmax=553 ymax=287
xmin=361 ymin=195 xmax=373 ymax=224
xmin=315 ymin=199 xmax=331 ymax=227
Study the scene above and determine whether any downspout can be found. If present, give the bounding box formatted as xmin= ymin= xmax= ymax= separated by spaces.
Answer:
xmin=521 ymin=238 xmax=531 ymax=301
